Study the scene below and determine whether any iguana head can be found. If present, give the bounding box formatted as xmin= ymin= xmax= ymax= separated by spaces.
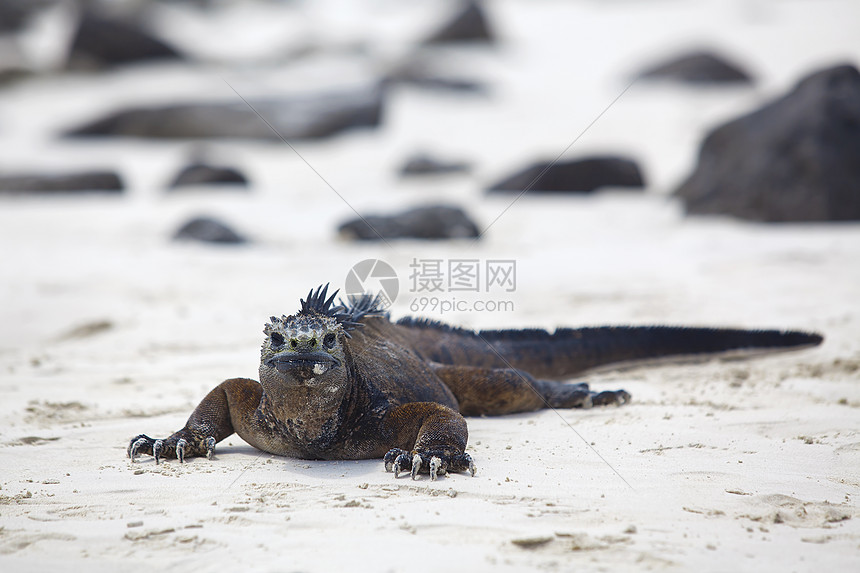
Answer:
xmin=260 ymin=284 xmax=348 ymax=389
xmin=262 ymin=312 xmax=346 ymax=382
xmin=258 ymin=284 xmax=382 ymax=390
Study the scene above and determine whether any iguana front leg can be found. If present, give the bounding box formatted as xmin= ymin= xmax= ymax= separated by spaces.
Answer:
xmin=128 ymin=377 xmax=262 ymax=464
xmin=382 ymin=402 xmax=476 ymax=480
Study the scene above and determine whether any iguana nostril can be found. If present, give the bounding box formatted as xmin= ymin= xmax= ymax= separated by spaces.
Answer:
xmin=310 ymin=338 xmax=317 ymax=347
xmin=290 ymin=339 xmax=298 ymax=348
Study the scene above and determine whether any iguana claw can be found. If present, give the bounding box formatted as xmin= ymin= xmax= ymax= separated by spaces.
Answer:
xmin=126 ymin=433 xmax=216 ymax=463
xmin=128 ymin=435 xmax=150 ymax=461
xmin=383 ymin=448 xmax=476 ymax=480
xmin=153 ymin=439 xmax=164 ymax=465
xmin=428 ymin=456 xmax=444 ymax=480
xmin=410 ymin=454 xmax=422 ymax=480
xmin=389 ymin=450 xmax=412 ymax=478
xmin=591 ymin=389 xmax=631 ymax=407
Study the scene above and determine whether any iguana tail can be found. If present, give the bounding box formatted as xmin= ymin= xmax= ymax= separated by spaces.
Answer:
xmin=396 ymin=318 xmax=823 ymax=379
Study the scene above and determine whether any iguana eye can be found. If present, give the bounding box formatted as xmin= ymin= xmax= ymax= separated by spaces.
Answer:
xmin=270 ymin=332 xmax=284 ymax=347
xmin=323 ymin=333 xmax=336 ymax=349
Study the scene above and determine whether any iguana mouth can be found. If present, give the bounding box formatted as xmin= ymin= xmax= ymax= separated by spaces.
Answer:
xmin=266 ymin=351 xmax=340 ymax=377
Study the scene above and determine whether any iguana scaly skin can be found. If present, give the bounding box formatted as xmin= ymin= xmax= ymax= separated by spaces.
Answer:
xmin=128 ymin=284 xmax=823 ymax=479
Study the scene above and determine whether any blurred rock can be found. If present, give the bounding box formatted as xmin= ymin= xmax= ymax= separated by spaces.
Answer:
xmin=168 ymin=162 xmax=248 ymax=189
xmin=423 ymin=1 xmax=494 ymax=45
xmin=384 ymin=71 xmax=486 ymax=93
xmin=0 ymin=0 xmax=56 ymax=33
xmin=636 ymin=50 xmax=753 ymax=84
xmin=0 ymin=67 xmax=31 ymax=88
xmin=0 ymin=40 xmax=31 ymax=88
xmin=154 ymin=0 xmax=219 ymax=6
xmin=675 ymin=64 xmax=860 ymax=222
xmin=338 ymin=205 xmax=480 ymax=241
xmin=173 ymin=216 xmax=247 ymax=244
xmin=399 ymin=153 xmax=471 ymax=177
xmin=0 ymin=171 xmax=124 ymax=193
xmin=65 ymin=86 xmax=385 ymax=140
xmin=383 ymin=61 xmax=487 ymax=93
xmin=487 ymin=156 xmax=645 ymax=193
xmin=58 ymin=319 xmax=114 ymax=341
xmin=66 ymin=11 xmax=184 ymax=70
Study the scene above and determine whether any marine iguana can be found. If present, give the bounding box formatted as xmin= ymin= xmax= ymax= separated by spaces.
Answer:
xmin=128 ymin=284 xmax=823 ymax=480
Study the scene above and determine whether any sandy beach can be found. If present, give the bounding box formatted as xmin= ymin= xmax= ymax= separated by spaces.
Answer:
xmin=1 ymin=1 xmax=859 ymax=571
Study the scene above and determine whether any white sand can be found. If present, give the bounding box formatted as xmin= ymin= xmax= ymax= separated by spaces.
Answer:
xmin=1 ymin=1 xmax=859 ymax=571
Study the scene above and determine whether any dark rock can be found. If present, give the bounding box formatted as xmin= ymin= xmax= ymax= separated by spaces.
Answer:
xmin=168 ymin=162 xmax=248 ymax=189
xmin=399 ymin=154 xmax=471 ymax=176
xmin=423 ymin=1 xmax=494 ymax=45
xmin=0 ymin=171 xmax=124 ymax=193
xmin=64 ymin=86 xmax=384 ymax=140
xmin=384 ymin=72 xmax=486 ymax=93
xmin=58 ymin=320 xmax=114 ymax=341
xmin=0 ymin=36 xmax=32 ymax=88
xmin=154 ymin=0 xmax=219 ymax=6
xmin=173 ymin=217 xmax=247 ymax=244
xmin=338 ymin=205 xmax=480 ymax=241
xmin=66 ymin=12 xmax=183 ymax=70
xmin=383 ymin=62 xmax=487 ymax=93
xmin=0 ymin=0 xmax=55 ymax=33
xmin=0 ymin=67 xmax=32 ymax=88
xmin=675 ymin=64 xmax=860 ymax=222
xmin=637 ymin=50 xmax=753 ymax=84
xmin=487 ymin=156 xmax=645 ymax=193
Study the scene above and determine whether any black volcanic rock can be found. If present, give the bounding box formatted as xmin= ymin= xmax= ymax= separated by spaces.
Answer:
xmin=487 ymin=156 xmax=645 ymax=193
xmin=383 ymin=68 xmax=486 ymax=93
xmin=637 ymin=50 xmax=753 ymax=84
xmin=168 ymin=162 xmax=248 ymax=189
xmin=399 ymin=153 xmax=471 ymax=177
xmin=65 ymin=86 xmax=385 ymax=140
xmin=67 ymin=12 xmax=183 ymax=69
xmin=675 ymin=64 xmax=860 ymax=222
xmin=338 ymin=205 xmax=480 ymax=241
xmin=172 ymin=217 xmax=247 ymax=244
xmin=0 ymin=67 xmax=31 ymax=88
xmin=383 ymin=58 xmax=487 ymax=93
xmin=0 ymin=0 xmax=55 ymax=33
xmin=0 ymin=171 xmax=124 ymax=193
xmin=423 ymin=1 xmax=494 ymax=44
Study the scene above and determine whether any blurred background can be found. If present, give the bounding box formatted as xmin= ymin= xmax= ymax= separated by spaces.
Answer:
xmin=1 ymin=0 xmax=859 ymax=357
xmin=2 ymin=4 xmax=859 ymax=569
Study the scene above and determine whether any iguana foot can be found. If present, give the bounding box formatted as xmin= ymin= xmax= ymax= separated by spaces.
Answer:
xmin=591 ymin=389 xmax=631 ymax=407
xmin=127 ymin=433 xmax=216 ymax=464
xmin=542 ymin=382 xmax=631 ymax=409
xmin=384 ymin=448 xmax=476 ymax=480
